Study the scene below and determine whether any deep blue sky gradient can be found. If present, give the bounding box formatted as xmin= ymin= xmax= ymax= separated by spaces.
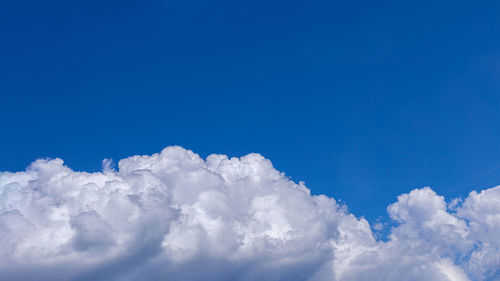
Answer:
xmin=2 ymin=0 xmax=500 ymax=220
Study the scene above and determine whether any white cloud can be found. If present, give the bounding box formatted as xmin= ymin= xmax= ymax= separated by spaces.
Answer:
xmin=0 ymin=146 xmax=499 ymax=280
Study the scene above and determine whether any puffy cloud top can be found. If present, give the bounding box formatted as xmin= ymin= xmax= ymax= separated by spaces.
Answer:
xmin=0 ymin=146 xmax=499 ymax=281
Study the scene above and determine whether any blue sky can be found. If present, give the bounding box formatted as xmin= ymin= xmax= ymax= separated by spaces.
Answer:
xmin=1 ymin=0 xmax=500 ymax=222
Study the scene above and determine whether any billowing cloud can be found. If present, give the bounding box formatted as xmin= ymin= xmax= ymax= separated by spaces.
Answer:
xmin=0 ymin=146 xmax=499 ymax=280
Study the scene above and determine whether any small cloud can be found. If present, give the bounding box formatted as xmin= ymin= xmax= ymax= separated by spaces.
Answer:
xmin=102 ymin=158 xmax=115 ymax=173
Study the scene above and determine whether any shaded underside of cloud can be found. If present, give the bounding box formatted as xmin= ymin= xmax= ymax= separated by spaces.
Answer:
xmin=1 ymin=146 xmax=500 ymax=280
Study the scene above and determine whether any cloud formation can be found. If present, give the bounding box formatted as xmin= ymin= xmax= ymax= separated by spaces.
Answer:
xmin=1 ymin=146 xmax=499 ymax=280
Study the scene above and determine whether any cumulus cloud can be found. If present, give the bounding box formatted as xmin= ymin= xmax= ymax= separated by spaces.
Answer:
xmin=0 ymin=146 xmax=499 ymax=281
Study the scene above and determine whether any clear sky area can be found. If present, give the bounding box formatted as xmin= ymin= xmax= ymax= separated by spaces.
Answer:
xmin=2 ymin=0 xmax=500 ymax=223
